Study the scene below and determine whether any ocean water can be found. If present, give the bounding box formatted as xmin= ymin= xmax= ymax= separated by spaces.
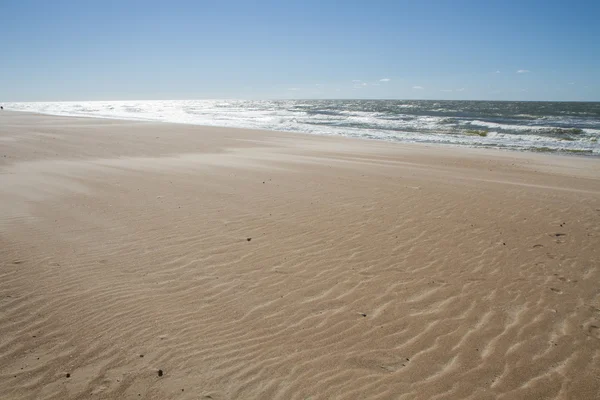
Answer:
xmin=5 ymin=100 xmax=600 ymax=155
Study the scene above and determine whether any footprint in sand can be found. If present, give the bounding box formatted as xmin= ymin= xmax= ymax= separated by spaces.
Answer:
xmin=550 ymin=287 xmax=562 ymax=294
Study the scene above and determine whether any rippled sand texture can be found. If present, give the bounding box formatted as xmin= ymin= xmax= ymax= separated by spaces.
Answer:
xmin=1 ymin=112 xmax=600 ymax=400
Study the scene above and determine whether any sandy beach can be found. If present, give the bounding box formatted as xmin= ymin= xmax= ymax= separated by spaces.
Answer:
xmin=1 ymin=111 xmax=599 ymax=399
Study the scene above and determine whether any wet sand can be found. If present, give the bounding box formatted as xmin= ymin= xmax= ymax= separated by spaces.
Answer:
xmin=1 ymin=111 xmax=600 ymax=399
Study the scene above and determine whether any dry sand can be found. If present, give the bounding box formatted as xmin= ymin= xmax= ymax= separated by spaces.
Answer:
xmin=1 ymin=111 xmax=600 ymax=399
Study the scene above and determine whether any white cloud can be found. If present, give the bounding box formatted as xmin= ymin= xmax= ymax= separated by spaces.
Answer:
xmin=379 ymin=78 xmax=391 ymax=82
xmin=412 ymin=86 xmax=424 ymax=90
xmin=568 ymin=82 xmax=576 ymax=85
xmin=372 ymin=83 xmax=381 ymax=86
xmin=288 ymin=88 xmax=300 ymax=91
xmin=352 ymin=80 xmax=362 ymax=83
xmin=517 ymin=69 xmax=530 ymax=74
xmin=495 ymin=70 xmax=501 ymax=73
xmin=441 ymin=88 xmax=464 ymax=92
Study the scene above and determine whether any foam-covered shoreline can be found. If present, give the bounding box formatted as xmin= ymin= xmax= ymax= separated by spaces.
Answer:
xmin=5 ymin=99 xmax=599 ymax=155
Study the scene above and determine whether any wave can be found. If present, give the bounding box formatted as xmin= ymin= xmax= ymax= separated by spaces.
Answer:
xmin=5 ymin=100 xmax=599 ymax=155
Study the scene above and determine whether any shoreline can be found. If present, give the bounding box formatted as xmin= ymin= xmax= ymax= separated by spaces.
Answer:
xmin=1 ymin=111 xmax=599 ymax=399
xmin=2 ymin=109 xmax=600 ymax=168
xmin=4 ymin=103 xmax=598 ymax=158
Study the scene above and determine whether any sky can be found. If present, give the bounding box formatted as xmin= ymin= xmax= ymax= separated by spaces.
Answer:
xmin=0 ymin=0 xmax=598 ymax=102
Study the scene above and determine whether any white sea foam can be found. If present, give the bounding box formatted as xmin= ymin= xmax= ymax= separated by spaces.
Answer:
xmin=4 ymin=100 xmax=599 ymax=155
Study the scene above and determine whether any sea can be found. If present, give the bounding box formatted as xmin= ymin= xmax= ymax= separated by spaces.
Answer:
xmin=5 ymin=100 xmax=600 ymax=155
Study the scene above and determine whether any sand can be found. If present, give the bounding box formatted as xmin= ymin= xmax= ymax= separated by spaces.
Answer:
xmin=1 ymin=111 xmax=599 ymax=400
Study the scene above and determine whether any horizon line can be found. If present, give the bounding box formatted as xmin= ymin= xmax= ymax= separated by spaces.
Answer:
xmin=3 ymin=98 xmax=599 ymax=103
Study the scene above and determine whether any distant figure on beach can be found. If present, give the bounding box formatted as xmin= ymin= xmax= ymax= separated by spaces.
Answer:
xmin=0 ymin=106 xmax=3 ymax=110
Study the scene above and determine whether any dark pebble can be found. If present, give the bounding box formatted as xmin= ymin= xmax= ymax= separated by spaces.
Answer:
xmin=66 ymin=373 xmax=70 ymax=378
xmin=140 ymin=354 xmax=144 ymax=358
xmin=361 ymin=313 xmax=367 ymax=317
xmin=247 ymin=238 xmax=252 ymax=242
xmin=158 ymin=369 xmax=163 ymax=377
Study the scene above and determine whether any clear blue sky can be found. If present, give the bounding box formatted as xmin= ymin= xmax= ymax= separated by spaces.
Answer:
xmin=1 ymin=0 xmax=598 ymax=102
